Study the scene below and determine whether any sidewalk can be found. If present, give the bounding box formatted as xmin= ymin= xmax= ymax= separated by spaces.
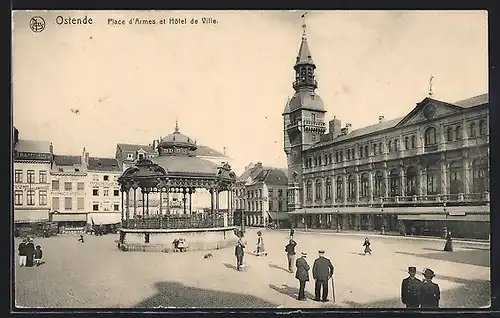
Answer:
xmin=265 ymin=228 xmax=490 ymax=246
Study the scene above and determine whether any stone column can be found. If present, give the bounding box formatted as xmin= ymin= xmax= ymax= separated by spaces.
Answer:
xmin=400 ymin=164 xmax=406 ymax=197
xmin=321 ymin=178 xmax=326 ymax=207
xmin=383 ymin=164 xmax=389 ymax=198
xmin=355 ymin=170 xmax=360 ymax=204
xmin=342 ymin=171 xmax=347 ymax=205
xmin=462 ymin=154 xmax=470 ymax=194
xmin=440 ymin=154 xmax=448 ymax=196
xmin=331 ymin=176 xmax=336 ymax=205
xmin=462 ymin=118 xmax=469 ymax=147
xmin=368 ymin=168 xmax=374 ymax=204
xmin=418 ymin=164 xmax=426 ymax=197
xmin=311 ymin=179 xmax=316 ymax=206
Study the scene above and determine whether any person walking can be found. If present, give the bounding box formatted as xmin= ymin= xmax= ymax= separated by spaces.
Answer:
xmin=312 ymin=250 xmax=334 ymax=302
xmin=401 ymin=266 xmax=422 ymax=308
xmin=78 ymin=233 xmax=85 ymax=243
xmin=363 ymin=237 xmax=372 ymax=255
xmin=443 ymin=231 xmax=453 ymax=252
xmin=420 ymin=269 xmax=440 ymax=308
xmin=25 ymin=238 xmax=35 ymax=267
xmin=34 ymin=245 xmax=43 ymax=266
xmin=18 ymin=238 xmax=27 ymax=267
xmin=295 ymin=252 xmax=310 ymax=301
xmin=235 ymin=231 xmax=246 ymax=271
xmin=255 ymin=231 xmax=266 ymax=256
xmin=290 ymin=227 xmax=295 ymax=240
xmin=285 ymin=238 xmax=297 ymax=272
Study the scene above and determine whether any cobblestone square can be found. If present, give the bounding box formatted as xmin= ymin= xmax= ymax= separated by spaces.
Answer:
xmin=14 ymin=229 xmax=490 ymax=309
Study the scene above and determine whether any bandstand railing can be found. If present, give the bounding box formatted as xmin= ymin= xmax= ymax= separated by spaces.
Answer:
xmin=123 ymin=213 xmax=231 ymax=230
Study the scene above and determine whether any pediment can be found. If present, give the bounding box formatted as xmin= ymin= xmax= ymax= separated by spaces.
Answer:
xmin=396 ymin=98 xmax=463 ymax=128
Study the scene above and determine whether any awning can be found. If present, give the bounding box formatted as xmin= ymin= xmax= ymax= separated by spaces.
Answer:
xmin=14 ymin=209 xmax=50 ymax=223
xmin=51 ymin=213 xmax=87 ymax=222
xmin=288 ymin=207 xmax=383 ymax=215
xmin=398 ymin=214 xmax=489 ymax=222
xmin=382 ymin=207 xmax=445 ymax=214
xmin=89 ymin=213 xmax=121 ymax=225
xmin=267 ymin=212 xmax=291 ymax=220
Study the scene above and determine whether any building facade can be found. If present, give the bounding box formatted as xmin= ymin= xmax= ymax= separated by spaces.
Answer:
xmin=13 ymin=136 xmax=53 ymax=234
xmin=234 ymin=163 xmax=289 ymax=227
xmin=49 ymin=150 xmax=88 ymax=232
xmin=283 ymin=29 xmax=489 ymax=239
xmin=86 ymin=156 xmax=122 ymax=227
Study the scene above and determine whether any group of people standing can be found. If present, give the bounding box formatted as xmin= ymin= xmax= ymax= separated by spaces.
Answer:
xmin=286 ymin=230 xmax=335 ymax=302
xmin=18 ymin=237 xmax=43 ymax=267
xmin=401 ymin=266 xmax=441 ymax=308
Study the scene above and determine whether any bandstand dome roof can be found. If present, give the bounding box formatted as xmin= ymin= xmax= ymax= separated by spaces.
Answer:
xmin=158 ymin=121 xmax=197 ymax=150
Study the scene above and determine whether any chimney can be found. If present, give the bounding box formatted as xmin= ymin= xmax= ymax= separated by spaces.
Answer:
xmin=223 ymin=147 xmax=227 ymax=156
xmin=378 ymin=115 xmax=385 ymax=123
xmin=341 ymin=123 xmax=352 ymax=135
xmin=329 ymin=116 xmax=342 ymax=134
xmin=256 ymin=162 xmax=263 ymax=169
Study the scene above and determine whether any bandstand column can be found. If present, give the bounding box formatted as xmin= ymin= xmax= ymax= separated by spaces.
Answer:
xmin=189 ymin=189 xmax=193 ymax=214
xmin=142 ymin=190 xmax=145 ymax=216
xmin=121 ymin=189 xmax=125 ymax=225
xmin=210 ymin=188 xmax=215 ymax=213
xmin=146 ymin=190 xmax=150 ymax=215
xmin=216 ymin=189 xmax=220 ymax=227
xmin=166 ymin=187 xmax=170 ymax=214
xmin=159 ymin=188 xmax=163 ymax=215
xmin=133 ymin=188 xmax=137 ymax=218
xmin=125 ymin=188 xmax=130 ymax=228
xmin=182 ymin=190 xmax=187 ymax=214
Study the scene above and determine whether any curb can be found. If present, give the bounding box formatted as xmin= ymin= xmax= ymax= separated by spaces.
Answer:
xmin=266 ymin=228 xmax=490 ymax=246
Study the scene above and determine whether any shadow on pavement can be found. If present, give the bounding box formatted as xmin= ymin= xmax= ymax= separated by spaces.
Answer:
xmin=395 ymin=249 xmax=490 ymax=267
xmin=133 ymin=281 xmax=277 ymax=308
xmin=422 ymin=247 xmax=445 ymax=252
xmin=269 ymin=284 xmax=316 ymax=301
xmin=349 ymin=252 xmax=368 ymax=256
xmin=335 ymin=274 xmax=490 ymax=308
xmin=269 ymin=264 xmax=291 ymax=273
xmin=222 ymin=263 xmax=238 ymax=271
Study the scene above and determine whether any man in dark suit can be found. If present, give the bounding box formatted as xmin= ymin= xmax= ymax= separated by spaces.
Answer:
xmin=295 ymin=252 xmax=310 ymax=301
xmin=285 ymin=239 xmax=297 ymax=272
xmin=401 ymin=266 xmax=422 ymax=308
xmin=420 ymin=268 xmax=440 ymax=308
xmin=312 ymin=250 xmax=334 ymax=302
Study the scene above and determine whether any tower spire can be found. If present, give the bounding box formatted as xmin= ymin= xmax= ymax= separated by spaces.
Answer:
xmin=175 ymin=119 xmax=179 ymax=132
xmin=301 ymin=12 xmax=308 ymax=39
xmin=428 ymin=74 xmax=434 ymax=97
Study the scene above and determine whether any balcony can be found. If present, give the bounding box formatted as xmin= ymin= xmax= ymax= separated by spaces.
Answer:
xmin=302 ymin=120 xmax=326 ymax=127
xmin=380 ymin=192 xmax=489 ymax=206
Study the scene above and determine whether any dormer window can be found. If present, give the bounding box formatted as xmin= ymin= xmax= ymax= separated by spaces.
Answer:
xmin=138 ymin=154 xmax=144 ymax=160
xmin=75 ymin=168 xmax=80 ymax=172
xmin=127 ymin=153 xmax=134 ymax=160
xmin=58 ymin=168 xmax=63 ymax=172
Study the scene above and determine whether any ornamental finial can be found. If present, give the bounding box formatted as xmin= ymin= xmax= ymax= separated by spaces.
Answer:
xmin=301 ymin=12 xmax=308 ymax=39
xmin=428 ymin=74 xmax=434 ymax=97
xmin=175 ymin=119 xmax=179 ymax=132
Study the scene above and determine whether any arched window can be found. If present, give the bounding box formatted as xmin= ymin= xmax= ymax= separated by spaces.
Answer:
xmin=406 ymin=167 xmax=418 ymax=196
xmin=359 ymin=147 xmax=363 ymax=158
xmin=336 ymin=176 xmax=343 ymax=201
xmin=325 ymin=178 xmax=332 ymax=199
xmin=404 ymin=136 xmax=409 ymax=149
xmin=347 ymin=175 xmax=356 ymax=200
xmin=306 ymin=181 xmax=312 ymax=200
xmin=449 ymin=161 xmax=463 ymax=194
xmin=387 ymin=140 xmax=392 ymax=153
xmin=360 ymin=173 xmax=369 ymax=198
xmin=426 ymin=165 xmax=440 ymax=195
xmin=472 ymin=158 xmax=489 ymax=193
xmin=374 ymin=171 xmax=384 ymax=198
xmin=315 ymin=180 xmax=322 ymax=200
xmin=394 ymin=139 xmax=400 ymax=151
xmin=469 ymin=122 xmax=476 ymax=138
xmin=365 ymin=145 xmax=369 ymax=157
xmin=379 ymin=142 xmax=383 ymax=154
xmin=446 ymin=127 xmax=453 ymax=142
xmin=455 ymin=125 xmax=462 ymax=140
xmin=411 ymin=135 xmax=416 ymax=148
xmin=347 ymin=149 xmax=351 ymax=160
xmin=479 ymin=119 xmax=487 ymax=136
xmin=424 ymin=127 xmax=437 ymax=146
xmin=389 ymin=169 xmax=400 ymax=197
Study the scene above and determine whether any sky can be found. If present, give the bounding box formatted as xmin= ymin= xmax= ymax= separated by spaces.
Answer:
xmin=12 ymin=10 xmax=488 ymax=175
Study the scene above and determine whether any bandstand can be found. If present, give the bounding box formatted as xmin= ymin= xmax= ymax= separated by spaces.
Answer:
xmin=116 ymin=124 xmax=237 ymax=252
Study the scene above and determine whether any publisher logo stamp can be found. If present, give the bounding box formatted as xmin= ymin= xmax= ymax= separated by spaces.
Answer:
xmin=29 ymin=16 xmax=45 ymax=33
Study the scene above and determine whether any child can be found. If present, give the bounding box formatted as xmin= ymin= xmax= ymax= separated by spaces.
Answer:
xmin=363 ymin=237 xmax=372 ymax=255
xmin=34 ymin=245 xmax=43 ymax=266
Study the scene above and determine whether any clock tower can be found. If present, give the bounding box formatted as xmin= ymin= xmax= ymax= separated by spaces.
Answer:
xmin=283 ymin=17 xmax=327 ymax=211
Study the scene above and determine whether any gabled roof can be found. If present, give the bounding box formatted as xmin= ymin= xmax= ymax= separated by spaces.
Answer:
xmin=117 ymin=143 xmax=156 ymax=153
xmin=14 ymin=139 xmax=51 ymax=153
xmin=53 ymin=155 xmax=81 ymax=166
xmin=452 ymin=93 xmax=488 ymax=108
xmin=88 ymin=157 xmax=121 ymax=172
xmin=262 ymin=168 xmax=288 ymax=186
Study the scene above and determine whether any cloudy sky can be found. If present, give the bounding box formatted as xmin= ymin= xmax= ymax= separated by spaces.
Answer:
xmin=12 ymin=10 xmax=488 ymax=174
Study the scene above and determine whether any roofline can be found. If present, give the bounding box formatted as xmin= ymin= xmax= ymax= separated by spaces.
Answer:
xmin=308 ymin=98 xmax=489 ymax=152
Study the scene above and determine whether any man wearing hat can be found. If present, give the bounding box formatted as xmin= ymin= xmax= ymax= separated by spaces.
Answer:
xmin=312 ymin=250 xmax=334 ymax=302
xmin=420 ymin=268 xmax=440 ymax=308
xmin=295 ymin=252 xmax=310 ymax=301
xmin=401 ymin=266 xmax=422 ymax=308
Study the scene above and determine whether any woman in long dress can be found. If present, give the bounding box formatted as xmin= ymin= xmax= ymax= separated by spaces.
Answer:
xmin=363 ymin=237 xmax=372 ymax=255
xmin=25 ymin=238 xmax=35 ymax=267
xmin=443 ymin=231 xmax=453 ymax=252
xmin=255 ymin=231 xmax=266 ymax=256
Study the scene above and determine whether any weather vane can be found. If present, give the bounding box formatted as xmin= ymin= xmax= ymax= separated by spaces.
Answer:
xmin=301 ymin=12 xmax=308 ymax=38
xmin=428 ymin=74 xmax=434 ymax=97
